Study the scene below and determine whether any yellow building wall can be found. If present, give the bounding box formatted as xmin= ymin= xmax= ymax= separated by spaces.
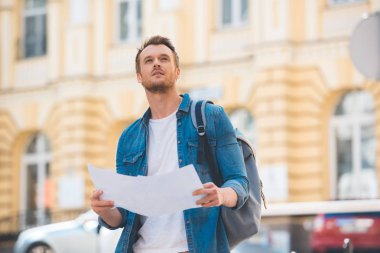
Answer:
xmin=0 ymin=111 xmax=18 ymax=220
xmin=250 ymin=66 xmax=329 ymax=201
xmin=0 ymin=0 xmax=379 ymax=232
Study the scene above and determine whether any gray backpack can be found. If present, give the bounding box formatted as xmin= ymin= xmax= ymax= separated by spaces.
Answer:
xmin=190 ymin=100 xmax=267 ymax=249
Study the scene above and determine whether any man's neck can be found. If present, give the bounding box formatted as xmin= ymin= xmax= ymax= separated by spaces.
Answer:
xmin=146 ymin=89 xmax=182 ymax=119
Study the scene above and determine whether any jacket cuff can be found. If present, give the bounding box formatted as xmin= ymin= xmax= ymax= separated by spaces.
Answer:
xmin=98 ymin=207 xmax=127 ymax=230
xmin=222 ymin=181 xmax=249 ymax=210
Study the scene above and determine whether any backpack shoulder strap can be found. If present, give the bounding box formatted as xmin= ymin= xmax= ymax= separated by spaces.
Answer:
xmin=190 ymin=100 xmax=212 ymax=135
xmin=190 ymin=100 xmax=220 ymax=184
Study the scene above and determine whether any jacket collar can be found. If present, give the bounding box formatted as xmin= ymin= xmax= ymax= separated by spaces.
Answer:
xmin=178 ymin=93 xmax=191 ymax=113
xmin=141 ymin=93 xmax=191 ymax=125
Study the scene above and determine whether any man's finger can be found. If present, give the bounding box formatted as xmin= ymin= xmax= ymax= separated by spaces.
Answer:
xmin=95 ymin=189 xmax=103 ymax=196
xmin=192 ymin=188 xmax=204 ymax=195
xmin=192 ymin=188 xmax=213 ymax=196
xmin=201 ymin=199 xmax=218 ymax=207
xmin=196 ymin=195 xmax=214 ymax=205
xmin=91 ymin=189 xmax=103 ymax=200
xmin=203 ymin=182 xmax=215 ymax=188
xmin=92 ymin=199 xmax=114 ymax=207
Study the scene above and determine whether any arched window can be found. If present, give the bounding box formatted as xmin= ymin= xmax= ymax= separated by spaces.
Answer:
xmin=331 ymin=90 xmax=377 ymax=200
xmin=229 ymin=108 xmax=256 ymax=148
xmin=21 ymin=133 xmax=52 ymax=228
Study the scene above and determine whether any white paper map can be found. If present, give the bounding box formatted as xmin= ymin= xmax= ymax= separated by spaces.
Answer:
xmin=88 ymin=164 xmax=203 ymax=216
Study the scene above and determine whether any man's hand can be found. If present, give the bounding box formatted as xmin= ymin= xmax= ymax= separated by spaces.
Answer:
xmin=90 ymin=189 xmax=114 ymax=215
xmin=192 ymin=182 xmax=238 ymax=208
xmin=90 ymin=189 xmax=122 ymax=227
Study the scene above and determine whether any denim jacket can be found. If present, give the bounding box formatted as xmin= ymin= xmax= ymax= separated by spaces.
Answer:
xmin=99 ymin=93 xmax=249 ymax=253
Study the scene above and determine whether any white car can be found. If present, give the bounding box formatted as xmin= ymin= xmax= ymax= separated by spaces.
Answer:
xmin=14 ymin=210 xmax=121 ymax=253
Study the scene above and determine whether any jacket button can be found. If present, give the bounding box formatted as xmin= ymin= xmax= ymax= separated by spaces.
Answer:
xmin=179 ymin=159 xmax=182 ymax=163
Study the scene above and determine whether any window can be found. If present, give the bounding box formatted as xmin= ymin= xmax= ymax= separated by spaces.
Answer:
xmin=220 ymin=0 xmax=248 ymax=28
xmin=21 ymin=133 xmax=52 ymax=228
xmin=229 ymin=108 xmax=256 ymax=148
xmin=328 ymin=0 xmax=366 ymax=6
xmin=331 ymin=91 xmax=377 ymax=200
xmin=22 ymin=0 xmax=47 ymax=58
xmin=117 ymin=0 xmax=142 ymax=43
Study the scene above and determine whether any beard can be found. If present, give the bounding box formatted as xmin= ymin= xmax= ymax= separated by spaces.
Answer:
xmin=142 ymin=80 xmax=175 ymax=94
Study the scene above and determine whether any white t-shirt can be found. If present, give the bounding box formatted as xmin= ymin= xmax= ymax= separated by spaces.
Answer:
xmin=133 ymin=110 xmax=188 ymax=253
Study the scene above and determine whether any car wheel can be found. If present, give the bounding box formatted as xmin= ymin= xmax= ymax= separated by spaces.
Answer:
xmin=27 ymin=244 xmax=54 ymax=253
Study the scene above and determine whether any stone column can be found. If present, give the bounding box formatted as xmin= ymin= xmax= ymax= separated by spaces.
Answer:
xmin=0 ymin=110 xmax=17 ymax=223
xmin=92 ymin=0 xmax=106 ymax=76
xmin=48 ymin=0 xmax=63 ymax=81
xmin=0 ymin=0 xmax=14 ymax=90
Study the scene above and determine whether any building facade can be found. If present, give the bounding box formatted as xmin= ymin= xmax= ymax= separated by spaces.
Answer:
xmin=0 ymin=0 xmax=379 ymax=232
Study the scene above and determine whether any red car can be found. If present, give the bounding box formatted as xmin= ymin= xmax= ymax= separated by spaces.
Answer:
xmin=310 ymin=212 xmax=380 ymax=253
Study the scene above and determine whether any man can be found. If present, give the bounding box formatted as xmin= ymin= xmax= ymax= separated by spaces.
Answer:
xmin=90 ymin=35 xmax=249 ymax=253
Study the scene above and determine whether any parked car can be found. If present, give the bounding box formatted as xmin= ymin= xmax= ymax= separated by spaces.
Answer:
xmin=310 ymin=212 xmax=380 ymax=253
xmin=14 ymin=210 xmax=121 ymax=253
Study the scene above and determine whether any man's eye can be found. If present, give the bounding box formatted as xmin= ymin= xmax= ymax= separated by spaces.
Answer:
xmin=145 ymin=59 xmax=152 ymax=63
xmin=161 ymin=57 xmax=169 ymax=61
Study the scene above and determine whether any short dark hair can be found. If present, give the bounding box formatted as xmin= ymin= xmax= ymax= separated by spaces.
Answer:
xmin=135 ymin=35 xmax=179 ymax=73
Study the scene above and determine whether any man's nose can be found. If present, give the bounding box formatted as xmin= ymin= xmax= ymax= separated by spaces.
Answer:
xmin=153 ymin=58 xmax=160 ymax=67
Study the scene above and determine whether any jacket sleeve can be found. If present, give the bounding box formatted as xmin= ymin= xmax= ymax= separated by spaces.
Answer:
xmin=212 ymin=106 xmax=249 ymax=210
xmin=98 ymin=207 xmax=128 ymax=230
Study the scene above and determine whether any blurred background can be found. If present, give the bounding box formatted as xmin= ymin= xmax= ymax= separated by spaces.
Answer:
xmin=0 ymin=0 xmax=379 ymax=252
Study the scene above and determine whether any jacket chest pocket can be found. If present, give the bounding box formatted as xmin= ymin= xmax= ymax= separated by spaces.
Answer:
xmin=121 ymin=151 xmax=145 ymax=176
xmin=187 ymin=139 xmax=216 ymax=179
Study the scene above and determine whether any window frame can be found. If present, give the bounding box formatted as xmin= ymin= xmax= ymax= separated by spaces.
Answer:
xmin=218 ymin=0 xmax=249 ymax=29
xmin=327 ymin=0 xmax=367 ymax=7
xmin=21 ymin=0 xmax=48 ymax=58
xmin=20 ymin=133 xmax=52 ymax=229
xmin=228 ymin=107 xmax=257 ymax=148
xmin=115 ymin=0 xmax=142 ymax=44
xmin=329 ymin=91 xmax=376 ymax=200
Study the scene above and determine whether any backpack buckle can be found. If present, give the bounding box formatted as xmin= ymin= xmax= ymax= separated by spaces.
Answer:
xmin=197 ymin=125 xmax=205 ymax=136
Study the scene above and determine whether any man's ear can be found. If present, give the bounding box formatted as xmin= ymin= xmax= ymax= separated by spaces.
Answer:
xmin=137 ymin=73 xmax=142 ymax=83
xmin=175 ymin=68 xmax=181 ymax=81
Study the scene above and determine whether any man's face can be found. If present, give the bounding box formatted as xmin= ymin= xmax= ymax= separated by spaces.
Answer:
xmin=137 ymin=44 xmax=180 ymax=94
